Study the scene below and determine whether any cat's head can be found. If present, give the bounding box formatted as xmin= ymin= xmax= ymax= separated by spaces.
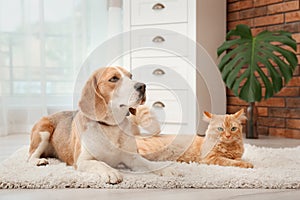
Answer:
xmin=203 ymin=109 xmax=246 ymax=143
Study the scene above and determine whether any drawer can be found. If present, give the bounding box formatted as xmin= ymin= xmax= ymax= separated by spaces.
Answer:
xmin=132 ymin=65 xmax=188 ymax=90
xmin=131 ymin=24 xmax=189 ymax=57
xmin=131 ymin=0 xmax=188 ymax=25
xmin=145 ymin=90 xmax=188 ymax=124
xmin=131 ymin=57 xmax=194 ymax=89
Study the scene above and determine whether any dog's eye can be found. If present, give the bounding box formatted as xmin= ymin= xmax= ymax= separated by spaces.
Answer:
xmin=217 ymin=127 xmax=224 ymax=132
xmin=231 ymin=127 xmax=237 ymax=131
xmin=109 ymin=76 xmax=119 ymax=82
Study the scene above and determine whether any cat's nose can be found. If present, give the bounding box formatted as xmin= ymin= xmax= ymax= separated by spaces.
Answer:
xmin=225 ymin=135 xmax=231 ymax=138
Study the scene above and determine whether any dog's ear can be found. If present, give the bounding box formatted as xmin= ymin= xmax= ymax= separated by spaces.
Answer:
xmin=79 ymin=73 xmax=107 ymax=121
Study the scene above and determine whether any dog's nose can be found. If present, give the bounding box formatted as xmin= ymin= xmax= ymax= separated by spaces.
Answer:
xmin=134 ymin=82 xmax=146 ymax=93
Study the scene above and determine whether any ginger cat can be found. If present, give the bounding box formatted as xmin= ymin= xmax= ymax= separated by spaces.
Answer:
xmin=136 ymin=109 xmax=253 ymax=168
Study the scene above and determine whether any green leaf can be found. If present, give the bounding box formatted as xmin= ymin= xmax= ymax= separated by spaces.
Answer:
xmin=218 ymin=45 xmax=247 ymax=71
xmin=258 ymin=31 xmax=297 ymax=50
xmin=227 ymin=24 xmax=253 ymax=39
xmin=239 ymin=75 xmax=262 ymax=102
xmin=225 ymin=60 xmax=247 ymax=89
xmin=260 ymin=48 xmax=293 ymax=83
xmin=232 ymin=69 xmax=250 ymax=96
xmin=217 ymin=24 xmax=298 ymax=103
xmin=256 ymin=67 xmax=274 ymax=99
xmin=266 ymin=44 xmax=297 ymax=69
xmin=217 ymin=39 xmax=248 ymax=57
xmin=222 ymin=57 xmax=246 ymax=80
xmin=256 ymin=55 xmax=283 ymax=93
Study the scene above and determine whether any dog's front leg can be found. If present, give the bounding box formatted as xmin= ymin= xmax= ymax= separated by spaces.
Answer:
xmin=131 ymin=105 xmax=161 ymax=135
xmin=76 ymin=147 xmax=123 ymax=184
xmin=122 ymin=153 xmax=180 ymax=176
xmin=77 ymin=160 xmax=123 ymax=184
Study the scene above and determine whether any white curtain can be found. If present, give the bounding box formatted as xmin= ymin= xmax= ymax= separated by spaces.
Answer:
xmin=0 ymin=0 xmax=121 ymax=136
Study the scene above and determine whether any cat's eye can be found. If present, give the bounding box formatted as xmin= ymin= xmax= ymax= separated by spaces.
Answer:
xmin=231 ymin=127 xmax=238 ymax=131
xmin=109 ymin=76 xmax=119 ymax=82
xmin=217 ymin=127 xmax=224 ymax=132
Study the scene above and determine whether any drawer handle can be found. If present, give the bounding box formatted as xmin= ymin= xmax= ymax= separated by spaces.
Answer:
xmin=152 ymin=101 xmax=165 ymax=108
xmin=152 ymin=3 xmax=165 ymax=10
xmin=152 ymin=36 xmax=165 ymax=43
xmin=152 ymin=68 xmax=165 ymax=76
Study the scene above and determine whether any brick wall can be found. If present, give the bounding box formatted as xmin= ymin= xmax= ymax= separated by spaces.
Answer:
xmin=227 ymin=0 xmax=300 ymax=139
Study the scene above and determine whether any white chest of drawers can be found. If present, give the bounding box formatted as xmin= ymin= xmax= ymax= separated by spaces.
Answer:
xmin=123 ymin=0 xmax=227 ymax=135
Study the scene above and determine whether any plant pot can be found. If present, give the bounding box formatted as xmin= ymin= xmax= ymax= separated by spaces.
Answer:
xmin=246 ymin=102 xmax=258 ymax=139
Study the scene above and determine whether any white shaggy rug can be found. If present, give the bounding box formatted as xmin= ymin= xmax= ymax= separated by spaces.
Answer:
xmin=0 ymin=144 xmax=300 ymax=189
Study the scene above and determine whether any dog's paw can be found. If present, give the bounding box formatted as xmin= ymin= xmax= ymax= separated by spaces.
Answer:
xmin=101 ymin=168 xmax=123 ymax=184
xmin=154 ymin=167 xmax=181 ymax=177
xmin=28 ymin=158 xmax=49 ymax=166
xmin=36 ymin=158 xmax=49 ymax=166
xmin=135 ymin=105 xmax=160 ymax=135
xmin=135 ymin=105 xmax=153 ymax=127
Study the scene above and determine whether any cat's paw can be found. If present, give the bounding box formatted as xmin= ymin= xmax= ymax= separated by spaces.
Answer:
xmin=237 ymin=161 xmax=254 ymax=168
xmin=135 ymin=105 xmax=160 ymax=135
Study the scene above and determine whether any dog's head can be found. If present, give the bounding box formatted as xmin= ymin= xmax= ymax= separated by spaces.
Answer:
xmin=78 ymin=67 xmax=145 ymax=122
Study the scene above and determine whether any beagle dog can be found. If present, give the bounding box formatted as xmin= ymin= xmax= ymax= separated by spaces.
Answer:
xmin=28 ymin=66 xmax=178 ymax=184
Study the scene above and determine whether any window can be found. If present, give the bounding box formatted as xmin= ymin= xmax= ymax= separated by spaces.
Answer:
xmin=0 ymin=0 xmax=114 ymax=135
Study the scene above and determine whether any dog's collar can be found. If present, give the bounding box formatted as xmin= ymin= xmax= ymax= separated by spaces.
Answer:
xmin=97 ymin=120 xmax=116 ymax=126
xmin=97 ymin=112 xmax=130 ymax=126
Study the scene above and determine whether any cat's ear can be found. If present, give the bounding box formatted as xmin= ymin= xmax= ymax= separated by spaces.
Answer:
xmin=234 ymin=109 xmax=247 ymax=122
xmin=203 ymin=111 xmax=213 ymax=122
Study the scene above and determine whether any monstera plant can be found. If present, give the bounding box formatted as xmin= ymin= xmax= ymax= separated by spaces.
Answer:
xmin=217 ymin=24 xmax=298 ymax=138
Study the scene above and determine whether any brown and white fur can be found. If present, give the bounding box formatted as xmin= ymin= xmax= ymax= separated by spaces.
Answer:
xmin=28 ymin=66 xmax=178 ymax=184
xmin=136 ymin=109 xmax=253 ymax=168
